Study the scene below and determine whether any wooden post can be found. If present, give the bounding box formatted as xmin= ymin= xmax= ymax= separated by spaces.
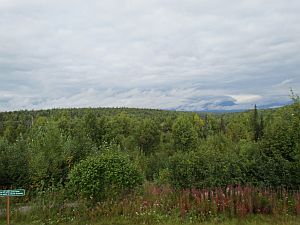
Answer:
xmin=6 ymin=196 xmax=10 ymax=225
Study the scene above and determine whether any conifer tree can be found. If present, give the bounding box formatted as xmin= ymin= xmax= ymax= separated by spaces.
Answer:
xmin=253 ymin=104 xmax=260 ymax=141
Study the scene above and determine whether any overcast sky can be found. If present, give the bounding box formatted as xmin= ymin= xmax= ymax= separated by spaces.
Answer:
xmin=0 ymin=0 xmax=299 ymax=111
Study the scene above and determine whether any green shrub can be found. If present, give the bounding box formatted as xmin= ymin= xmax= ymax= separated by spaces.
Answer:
xmin=0 ymin=137 xmax=30 ymax=187
xmin=172 ymin=116 xmax=198 ymax=151
xmin=67 ymin=150 xmax=143 ymax=201
xmin=168 ymin=149 xmax=245 ymax=189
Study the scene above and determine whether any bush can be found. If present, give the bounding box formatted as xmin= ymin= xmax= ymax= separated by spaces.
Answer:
xmin=172 ymin=116 xmax=198 ymax=151
xmin=67 ymin=150 xmax=143 ymax=201
xmin=168 ymin=149 xmax=245 ymax=189
xmin=0 ymin=137 xmax=30 ymax=188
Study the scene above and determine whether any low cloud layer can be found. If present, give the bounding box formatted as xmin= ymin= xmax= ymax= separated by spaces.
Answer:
xmin=0 ymin=0 xmax=299 ymax=111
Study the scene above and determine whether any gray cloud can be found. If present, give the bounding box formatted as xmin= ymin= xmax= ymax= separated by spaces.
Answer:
xmin=0 ymin=0 xmax=299 ymax=111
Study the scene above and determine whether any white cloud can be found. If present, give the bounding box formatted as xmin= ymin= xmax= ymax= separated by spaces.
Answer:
xmin=0 ymin=0 xmax=299 ymax=111
xmin=229 ymin=95 xmax=262 ymax=104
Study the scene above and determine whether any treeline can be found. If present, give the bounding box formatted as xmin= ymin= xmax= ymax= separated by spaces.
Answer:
xmin=0 ymin=98 xmax=300 ymax=195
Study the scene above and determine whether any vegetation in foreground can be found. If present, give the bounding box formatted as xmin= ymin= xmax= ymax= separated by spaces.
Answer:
xmin=1 ymin=183 xmax=300 ymax=224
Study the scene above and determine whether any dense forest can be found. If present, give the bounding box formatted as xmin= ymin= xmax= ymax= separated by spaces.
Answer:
xmin=0 ymin=95 xmax=300 ymax=224
xmin=1 ymin=99 xmax=300 ymax=190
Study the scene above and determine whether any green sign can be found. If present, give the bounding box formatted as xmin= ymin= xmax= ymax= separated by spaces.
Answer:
xmin=0 ymin=189 xmax=25 ymax=197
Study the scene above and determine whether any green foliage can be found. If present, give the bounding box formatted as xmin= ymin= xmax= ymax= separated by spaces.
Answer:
xmin=258 ymin=106 xmax=300 ymax=187
xmin=226 ymin=113 xmax=252 ymax=142
xmin=172 ymin=116 xmax=198 ymax=151
xmin=105 ymin=112 xmax=137 ymax=150
xmin=136 ymin=118 xmax=160 ymax=154
xmin=82 ymin=111 xmax=109 ymax=147
xmin=1 ymin=104 xmax=300 ymax=223
xmin=0 ymin=104 xmax=300 ymax=225
xmin=0 ymin=101 xmax=299 ymax=191
xmin=0 ymin=137 xmax=29 ymax=187
xmin=192 ymin=113 xmax=205 ymax=138
xmin=168 ymin=146 xmax=245 ymax=189
xmin=143 ymin=149 xmax=171 ymax=181
xmin=252 ymin=105 xmax=264 ymax=141
xmin=28 ymin=121 xmax=70 ymax=187
xmin=202 ymin=114 xmax=219 ymax=138
xmin=67 ymin=149 xmax=143 ymax=201
xmin=3 ymin=119 xmax=19 ymax=142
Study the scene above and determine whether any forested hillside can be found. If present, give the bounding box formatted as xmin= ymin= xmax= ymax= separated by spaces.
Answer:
xmin=0 ymin=98 xmax=300 ymax=224
xmin=1 ymin=96 xmax=300 ymax=190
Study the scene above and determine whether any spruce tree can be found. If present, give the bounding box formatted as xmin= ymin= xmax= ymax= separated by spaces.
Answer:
xmin=253 ymin=104 xmax=260 ymax=141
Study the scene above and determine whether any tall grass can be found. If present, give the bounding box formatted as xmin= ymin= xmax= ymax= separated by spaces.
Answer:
xmin=1 ymin=184 xmax=300 ymax=224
